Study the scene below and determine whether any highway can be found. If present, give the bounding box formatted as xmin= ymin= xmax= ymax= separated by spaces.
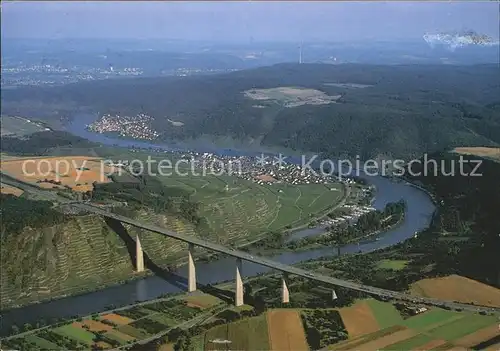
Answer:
xmin=74 ymin=203 xmax=500 ymax=315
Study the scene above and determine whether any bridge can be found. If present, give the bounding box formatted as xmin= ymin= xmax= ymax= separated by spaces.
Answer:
xmin=73 ymin=203 xmax=500 ymax=315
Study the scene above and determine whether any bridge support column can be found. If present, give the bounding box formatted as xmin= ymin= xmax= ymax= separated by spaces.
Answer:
xmin=235 ymin=258 xmax=244 ymax=307
xmin=332 ymin=289 xmax=338 ymax=301
xmin=281 ymin=273 xmax=290 ymax=304
xmin=136 ymin=235 xmax=144 ymax=272
xmin=188 ymin=243 xmax=196 ymax=292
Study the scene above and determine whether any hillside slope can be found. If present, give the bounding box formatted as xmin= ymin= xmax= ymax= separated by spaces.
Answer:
xmin=402 ymin=151 xmax=500 ymax=287
xmin=0 ymin=210 xmax=197 ymax=310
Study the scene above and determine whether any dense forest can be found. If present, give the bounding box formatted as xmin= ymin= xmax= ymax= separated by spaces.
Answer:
xmin=346 ymin=152 xmax=500 ymax=291
xmin=401 ymin=152 xmax=500 ymax=286
xmin=2 ymin=63 xmax=499 ymax=159
xmin=93 ymin=175 xmax=211 ymax=234
xmin=0 ymin=131 xmax=95 ymax=155
xmin=0 ymin=195 xmax=67 ymax=235
xmin=287 ymin=152 xmax=500 ymax=296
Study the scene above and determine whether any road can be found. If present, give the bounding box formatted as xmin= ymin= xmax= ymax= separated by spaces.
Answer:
xmin=0 ymin=172 xmax=63 ymax=201
xmin=73 ymin=203 xmax=500 ymax=315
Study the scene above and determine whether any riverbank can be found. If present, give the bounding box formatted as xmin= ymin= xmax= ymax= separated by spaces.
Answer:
xmin=386 ymin=175 xmax=438 ymax=206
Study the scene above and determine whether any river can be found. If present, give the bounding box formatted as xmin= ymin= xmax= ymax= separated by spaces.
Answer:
xmin=0 ymin=114 xmax=435 ymax=334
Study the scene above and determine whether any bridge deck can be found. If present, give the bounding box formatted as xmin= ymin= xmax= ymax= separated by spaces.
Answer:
xmin=74 ymin=203 xmax=499 ymax=315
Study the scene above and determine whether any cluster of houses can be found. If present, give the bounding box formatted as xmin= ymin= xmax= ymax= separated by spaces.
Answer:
xmin=397 ymin=303 xmax=429 ymax=316
xmin=175 ymin=152 xmax=335 ymax=187
xmin=174 ymin=153 xmax=368 ymax=190
xmin=105 ymin=150 xmax=369 ymax=195
xmin=248 ymin=163 xmax=334 ymax=186
xmin=87 ymin=113 xmax=160 ymax=140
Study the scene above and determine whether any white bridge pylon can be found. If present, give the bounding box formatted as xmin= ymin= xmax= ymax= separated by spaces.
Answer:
xmin=235 ymin=258 xmax=244 ymax=306
xmin=282 ymin=272 xmax=290 ymax=303
xmin=188 ymin=243 xmax=197 ymax=292
xmin=136 ymin=235 xmax=144 ymax=272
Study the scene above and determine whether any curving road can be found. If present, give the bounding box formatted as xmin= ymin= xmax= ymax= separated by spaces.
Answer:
xmin=74 ymin=203 xmax=500 ymax=316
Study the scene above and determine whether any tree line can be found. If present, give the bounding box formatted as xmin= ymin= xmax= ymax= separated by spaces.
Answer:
xmin=0 ymin=194 xmax=67 ymax=236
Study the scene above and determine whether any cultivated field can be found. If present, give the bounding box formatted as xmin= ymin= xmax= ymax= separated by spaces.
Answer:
xmin=0 ymin=182 xmax=23 ymax=196
xmin=328 ymin=298 xmax=499 ymax=351
xmin=0 ymin=156 xmax=117 ymax=192
xmin=183 ymin=293 xmax=222 ymax=309
xmin=73 ymin=320 xmax=113 ymax=332
xmin=244 ymin=87 xmax=341 ymax=107
xmin=376 ymin=259 xmax=409 ymax=271
xmin=365 ymin=299 xmax=403 ymax=329
xmin=410 ymin=274 xmax=500 ymax=307
xmin=454 ymin=147 xmax=500 ymax=162
xmin=204 ymin=314 xmax=270 ymax=351
xmin=354 ymin=328 xmax=417 ymax=351
xmin=158 ymin=172 xmax=345 ymax=244
xmin=339 ymin=301 xmax=379 ymax=337
xmin=453 ymin=324 xmax=500 ymax=348
xmin=0 ymin=115 xmax=47 ymax=137
xmin=267 ymin=309 xmax=308 ymax=351
xmin=101 ymin=313 xmax=134 ymax=325
xmin=3 ymin=298 xmax=205 ymax=350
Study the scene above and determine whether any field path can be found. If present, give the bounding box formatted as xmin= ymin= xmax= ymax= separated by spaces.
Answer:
xmin=413 ymin=339 xmax=447 ymax=350
xmin=267 ymin=309 xmax=309 ymax=351
xmin=346 ymin=328 xmax=416 ymax=351
xmin=266 ymin=201 xmax=282 ymax=229
xmin=308 ymin=192 xmax=325 ymax=208
xmin=294 ymin=187 xmax=302 ymax=205
xmin=452 ymin=324 xmax=500 ymax=348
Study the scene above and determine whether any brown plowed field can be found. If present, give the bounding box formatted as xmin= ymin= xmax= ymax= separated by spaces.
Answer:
xmin=0 ymin=156 xmax=116 ymax=192
xmin=101 ymin=313 xmax=134 ymax=325
xmin=410 ymin=275 xmax=500 ymax=307
xmin=94 ymin=341 xmax=112 ymax=349
xmin=0 ymin=183 xmax=23 ymax=196
xmin=453 ymin=324 xmax=500 ymax=348
xmin=454 ymin=147 xmax=500 ymax=161
xmin=345 ymin=328 xmax=416 ymax=351
xmin=267 ymin=309 xmax=309 ymax=351
xmin=339 ymin=301 xmax=379 ymax=337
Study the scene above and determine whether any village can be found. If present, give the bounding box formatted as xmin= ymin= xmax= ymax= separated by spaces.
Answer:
xmin=180 ymin=151 xmax=356 ymax=187
xmin=86 ymin=113 xmax=160 ymax=140
xmin=110 ymin=148 xmax=373 ymax=196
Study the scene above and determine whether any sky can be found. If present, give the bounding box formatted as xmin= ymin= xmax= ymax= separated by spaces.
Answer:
xmin=2 ymin=1 xmax=499 ymax=42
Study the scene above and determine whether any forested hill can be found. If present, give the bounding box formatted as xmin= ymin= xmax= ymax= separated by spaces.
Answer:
xmin=403 ymin=152 xmax=500 ymax=287
xmin=1 ymin=131 xmax=95 ymax=156
xmin=3 ymin=63 xmax=500 ymax=159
